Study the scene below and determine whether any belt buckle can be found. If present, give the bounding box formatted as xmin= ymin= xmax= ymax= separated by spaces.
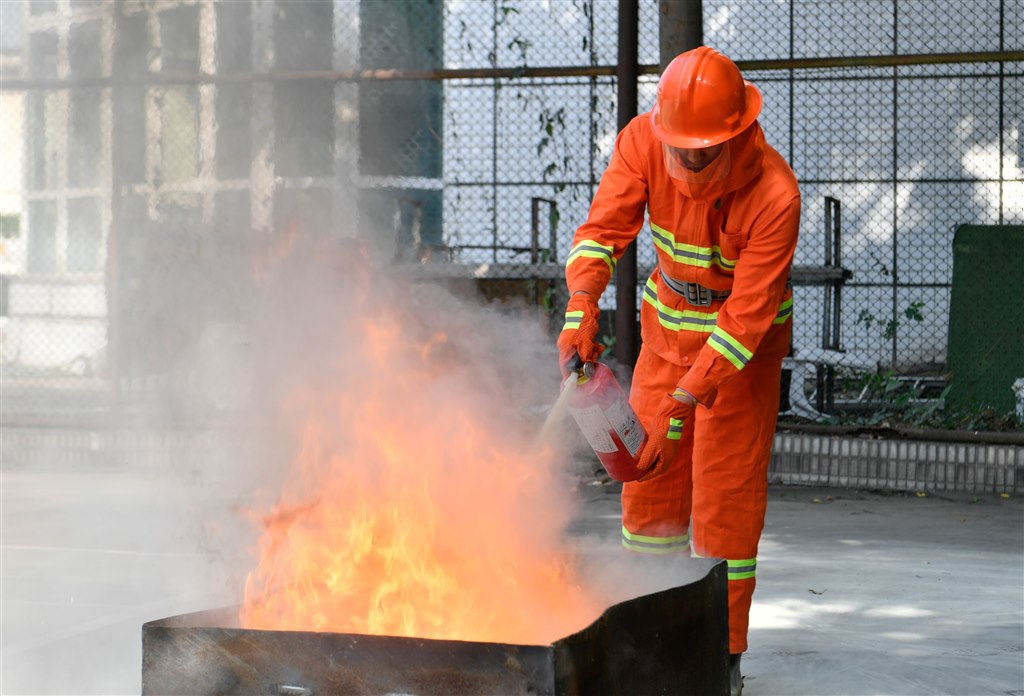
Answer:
xmin=685 ymin=282 xmax=713 ymax=307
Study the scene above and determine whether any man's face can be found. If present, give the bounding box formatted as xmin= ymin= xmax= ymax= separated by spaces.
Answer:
xmin=667 ymin=143 xmax=726 ymax=173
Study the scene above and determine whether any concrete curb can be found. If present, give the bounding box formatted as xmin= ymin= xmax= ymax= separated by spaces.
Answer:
xmin=771 ymin=431 xmax=1024 ymax=494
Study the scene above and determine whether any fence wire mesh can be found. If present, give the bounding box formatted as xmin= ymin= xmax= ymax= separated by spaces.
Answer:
xmin=0 ymin=0 xmax=1021 ymax=422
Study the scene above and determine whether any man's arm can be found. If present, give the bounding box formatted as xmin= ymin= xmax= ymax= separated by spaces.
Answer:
xmin=678 ymin=191 xmax=801 ymax=406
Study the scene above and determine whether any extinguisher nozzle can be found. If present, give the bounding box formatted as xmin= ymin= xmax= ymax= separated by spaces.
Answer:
xmin=567 ymin=353 xmax=597 ymax=380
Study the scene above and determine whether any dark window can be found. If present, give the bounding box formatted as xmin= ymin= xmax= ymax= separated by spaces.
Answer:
xmin=216 ymin=2 xmax=251 ymax=73
xmin=114 ymin=10 xmax=148 ymax=79
xmin=155 ymin=199 xmax=201 ymax=233
xmin=358 ymin=2 xmax=442 ymax=178
xmin=216 ymin=84 xmax=252 ymax=179
xmin=274 ymin=186 xmax=333 ymax=232
xmin=69 ymin=89 xmax=103 ymax=188
xmin=29 ymin=91 xmax=60 ymax=190
xmin=274 ymin=82 xmax=333 ymax=177
xmin=274 ymin=1 xmax=333 ymax=71
xmin=69 ymin=19 xmax=103 ymax=80
xmin=28 ymin=31 xmax=57 ymax=79
xmin=113 ymin=13 xmax=148 ymax=184
xmin=27 ymin=201 xmax=57 ymax=275
xmin=160 ymin=5 xmax=198 ymax=73
xmin=68 ymin=197 xmax=103 ymax=273
xmin=214 ymin=190 xmax=251 ymax=234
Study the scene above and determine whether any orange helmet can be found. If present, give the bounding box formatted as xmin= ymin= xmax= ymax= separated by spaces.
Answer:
xmin=650 ymin=46 xmax=762 ymax=149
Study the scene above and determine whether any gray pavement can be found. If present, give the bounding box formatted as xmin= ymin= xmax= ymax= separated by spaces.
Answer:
xmin=2 ymin=458 xmax=1022 ymax=695
xmin=574 ymin=481 xmax=1024 ymax=696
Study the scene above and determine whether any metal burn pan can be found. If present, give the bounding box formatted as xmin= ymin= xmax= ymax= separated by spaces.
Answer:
xmin=142 ymin=557 xmax=728 ymax=695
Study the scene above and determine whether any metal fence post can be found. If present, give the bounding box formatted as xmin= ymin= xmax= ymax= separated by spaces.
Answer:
xmin=614 ymin=0 xmax=641 ymax=366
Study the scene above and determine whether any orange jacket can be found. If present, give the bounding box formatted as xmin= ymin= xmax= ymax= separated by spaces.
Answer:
xmin=566 ymin=115 xmax=800 ymax=406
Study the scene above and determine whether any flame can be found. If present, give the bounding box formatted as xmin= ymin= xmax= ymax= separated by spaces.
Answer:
xmin=240 ymin=302 xmax=601 ymax=644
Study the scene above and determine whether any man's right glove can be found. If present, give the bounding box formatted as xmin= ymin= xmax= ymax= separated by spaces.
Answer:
xmin=557 ymin=291 xmax=604 ymax=378
xmin=636 ymin=389 xmax=696 ymax=474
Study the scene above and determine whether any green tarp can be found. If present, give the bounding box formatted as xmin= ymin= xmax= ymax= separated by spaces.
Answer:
xmin=946 ymin=224 xmax=1024 ymax=415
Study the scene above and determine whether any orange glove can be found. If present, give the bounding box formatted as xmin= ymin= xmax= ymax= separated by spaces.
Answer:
xmin=636 ymin=388 xmax=696 ymax=474
xmin=557 ymin=292 xmax=604 ymax=377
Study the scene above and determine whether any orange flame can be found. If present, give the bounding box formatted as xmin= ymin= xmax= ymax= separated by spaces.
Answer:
xmin=240 ymin=307 xmax=601 ymax=644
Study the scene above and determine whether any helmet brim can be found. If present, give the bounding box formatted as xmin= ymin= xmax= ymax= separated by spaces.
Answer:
xmin=650 ymin=81 xmax=762 ymax=149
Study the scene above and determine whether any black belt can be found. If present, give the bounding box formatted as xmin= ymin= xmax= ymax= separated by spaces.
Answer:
xmin=661 ymin=270 xmax=731 ymax=307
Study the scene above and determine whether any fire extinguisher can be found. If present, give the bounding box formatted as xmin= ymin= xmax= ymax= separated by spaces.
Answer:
xmin=564 ymin=356 xmax=649 ymax=482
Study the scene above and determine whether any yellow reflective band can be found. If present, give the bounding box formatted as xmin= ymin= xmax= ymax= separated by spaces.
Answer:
xmin=772 ymin=296 xmax=794 ymax=324
xmin=642 ymin=279 xmax=718 ymax=333
xmin=708 ymin=326 xmax=753 ymax=370
xmin=562 ymin=309 xmax=583 ymax=332
xmin=727 ymin=557 xmax=757 ymax=581
xmin=566 ymin=240 xmax=616 ymax=273
xmin=650 ymin=222 xmax=737 ymax=271
xmin=621 ymin=526 xmax=690 ymax=554
xmin=667 ymin=417 xmax=684 ymax=440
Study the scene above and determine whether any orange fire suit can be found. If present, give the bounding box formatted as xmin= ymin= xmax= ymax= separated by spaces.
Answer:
xmin=565 ymin=115 xmax=800 ymax=654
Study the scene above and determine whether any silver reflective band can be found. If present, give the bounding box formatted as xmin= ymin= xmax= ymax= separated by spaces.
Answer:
xmin=661 ymin=266 xmax=731 ymax=307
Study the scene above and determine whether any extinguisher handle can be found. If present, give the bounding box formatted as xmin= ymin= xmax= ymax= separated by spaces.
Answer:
xmin=568 ymin=353 xmax=596 ymax=379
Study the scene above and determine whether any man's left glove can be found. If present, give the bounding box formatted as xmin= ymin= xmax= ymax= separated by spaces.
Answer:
xmin=557 ymin=292 xmax=604 ymax=378
xmin=636 ymin=389 xmax=696 ymax=474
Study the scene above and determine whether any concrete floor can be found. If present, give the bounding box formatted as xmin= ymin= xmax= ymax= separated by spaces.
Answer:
xmin=575 ymin=481 xmax=1024 ymax=696
xmin=2 ymin=459 xmax=1022 ymax=695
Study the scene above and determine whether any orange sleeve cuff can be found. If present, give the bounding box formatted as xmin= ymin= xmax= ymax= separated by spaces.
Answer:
xmin=678 ymin=361 xmax=719 ymax=408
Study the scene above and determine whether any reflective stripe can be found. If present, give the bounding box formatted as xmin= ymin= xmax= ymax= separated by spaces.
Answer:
xmin=566 ymin=240 xmax=616 ymax=273
xmin=562 ymin=309 xmax=583 ymax=332
xmin=772 ymin=296 xmax=793 ymax=324
xmin=667 ymin=417 xmax=684 ymax=440
xmin=642 ymin=279 xmax=719 ymax=333
xmin=708 ymin=326 xmax=753 ymax=370
xmin=621 ymin=526 xmax=690 ymax=554
xmin=650 ymin=221 xmax=737 ymax=271
xmin=727 ymin=557 xmax=757 ymax=581
xmin=643 ymin=279 xmax=791 ymax=335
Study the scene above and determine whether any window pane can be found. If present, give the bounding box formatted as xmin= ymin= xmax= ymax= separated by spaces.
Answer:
xmin=69 ymin=19 xmax=103 ymax=80
xmin=160 ymin=5 xmax=198 ymax=73
xmin=216 ymin=83 xmax=252 ymax=179
xmin=274 ymin=1 xmax=333 ymax=71
xmin=113 ymin=13 xmax=148 ymax=184
xmin=214 ymin=190 xmax=250 ymax=234
xmin=28 ymin=200 xmax=56 ymax=274
xmin=161 ymin=87 xmax=199 ymax=186
xmin=30 ymin=92 xmax=62 ymax=190
xmin=28 ymin=31 xmax=57 ymax=79
xmin=216 ymin=1 xmax=251 ymax=73
xmin=274 ymin=82 xmax=333 ymax=177
xmin=69 ymin=89 xmax=103 ymax=188
xmin=68 ymin=197 xmax=103 ymax=273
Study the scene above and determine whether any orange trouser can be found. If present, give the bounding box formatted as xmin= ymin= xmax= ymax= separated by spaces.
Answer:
xmin=622 ymin=346 xmax=782 ymax=654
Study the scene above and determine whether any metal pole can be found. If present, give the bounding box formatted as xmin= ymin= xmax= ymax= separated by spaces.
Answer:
xmin=659 ymin=0 xmax=703 ymax=67
xmin=615 ymin=0 xmax=640 ymax=366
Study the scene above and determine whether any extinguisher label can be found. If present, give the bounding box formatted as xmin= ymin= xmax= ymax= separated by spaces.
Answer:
xmin=606 ymin=398 xmax=645 ymax=457
xmin=568 ymin=403 xmax=618 ymax=453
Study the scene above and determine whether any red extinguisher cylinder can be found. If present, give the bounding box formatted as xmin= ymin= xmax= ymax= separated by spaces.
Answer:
xmin=565 ymin=361 xmax=648 ymax=482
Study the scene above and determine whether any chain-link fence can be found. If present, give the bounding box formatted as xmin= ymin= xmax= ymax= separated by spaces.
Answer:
xmin=0 ymin=0 xmax=1021 ymax=423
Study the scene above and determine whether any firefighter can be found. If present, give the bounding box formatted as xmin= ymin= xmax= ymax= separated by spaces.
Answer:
xmin=558 ymin=46 xmax=800 ymax=695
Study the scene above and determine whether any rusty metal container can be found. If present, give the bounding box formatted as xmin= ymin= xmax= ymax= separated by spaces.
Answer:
xmin=142 ymin=556 xmax=728 ymax=695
